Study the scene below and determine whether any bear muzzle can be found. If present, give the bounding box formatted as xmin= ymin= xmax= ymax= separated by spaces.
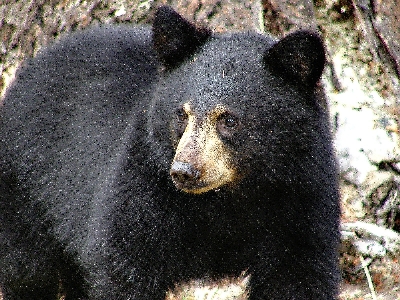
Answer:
xmin=169 ymin=157 xmax=236 ymax=194
xmin=170 ymin=103 xmax=238 ymax=194
xmin=170 ymin=161 xmax=202 ymax=190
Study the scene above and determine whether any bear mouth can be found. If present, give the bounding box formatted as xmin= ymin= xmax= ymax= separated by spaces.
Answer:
xmin=170 ymin=173 xmax=227 ymax=194
xmin=170 ymin=158 xmax=239 ymax=194
xmin=170 ymin=161 xmax=229 ymax=194
xmin=173 ymin=179 xmax=209 ymax=194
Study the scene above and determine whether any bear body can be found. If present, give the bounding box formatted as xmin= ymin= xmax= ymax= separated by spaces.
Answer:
xmin=0 ymin=6 xmax=340 ymax=300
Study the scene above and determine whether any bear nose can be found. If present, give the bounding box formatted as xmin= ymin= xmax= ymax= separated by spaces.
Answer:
xmin=170 ymin=161 xmax=200 ymax=187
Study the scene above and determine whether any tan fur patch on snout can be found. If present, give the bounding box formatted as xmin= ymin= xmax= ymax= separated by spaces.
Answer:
xmin=171 ymin=103 xmax=237 ymax=194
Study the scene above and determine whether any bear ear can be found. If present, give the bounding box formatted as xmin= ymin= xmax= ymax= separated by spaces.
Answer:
xmin=264 ymin=31 xmax=326 ymax=87
xmin=152 ymin=6 xmax=211 ymax=70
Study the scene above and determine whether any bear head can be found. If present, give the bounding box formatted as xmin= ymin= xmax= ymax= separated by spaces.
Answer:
xmin=148 ymin=6 xmax=327 ymax=195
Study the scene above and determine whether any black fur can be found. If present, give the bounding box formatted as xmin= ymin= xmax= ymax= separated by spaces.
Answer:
xmin=0 ymin=6 xmax=340 ymax=300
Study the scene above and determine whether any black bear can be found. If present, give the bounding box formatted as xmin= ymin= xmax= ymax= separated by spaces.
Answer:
xmin=0 ymin=5 xmax=340 ymax=300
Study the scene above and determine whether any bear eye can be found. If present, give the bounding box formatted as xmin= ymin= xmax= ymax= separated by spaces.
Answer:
xmin=175 ymin=108 xmax=189 ymax=138
xmin=223 ymin=114 xmax=238 ymax=128
xmin=217 ymin=112 xmax=239 ymax=136
xmin=176 ymin=108 xmax=188 ymax=122
xmin=219 ymin=113 xmax=238 ymax=128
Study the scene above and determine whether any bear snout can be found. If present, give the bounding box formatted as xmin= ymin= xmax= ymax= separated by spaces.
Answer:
xmin=170 ymin=161 xmax=201 ymax=190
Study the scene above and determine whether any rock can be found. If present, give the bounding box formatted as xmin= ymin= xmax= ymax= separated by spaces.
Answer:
xmin=353 ymin=239 xmax=386 ymax=258
xmin=328 ymin=67 xmax=400 ymax=185
xmin=341 ymin=221 xmax=400 ymax=256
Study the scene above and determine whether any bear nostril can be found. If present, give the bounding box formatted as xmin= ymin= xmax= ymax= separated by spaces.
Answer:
xmin=170 ymin=161 xmax=200 ymax=186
